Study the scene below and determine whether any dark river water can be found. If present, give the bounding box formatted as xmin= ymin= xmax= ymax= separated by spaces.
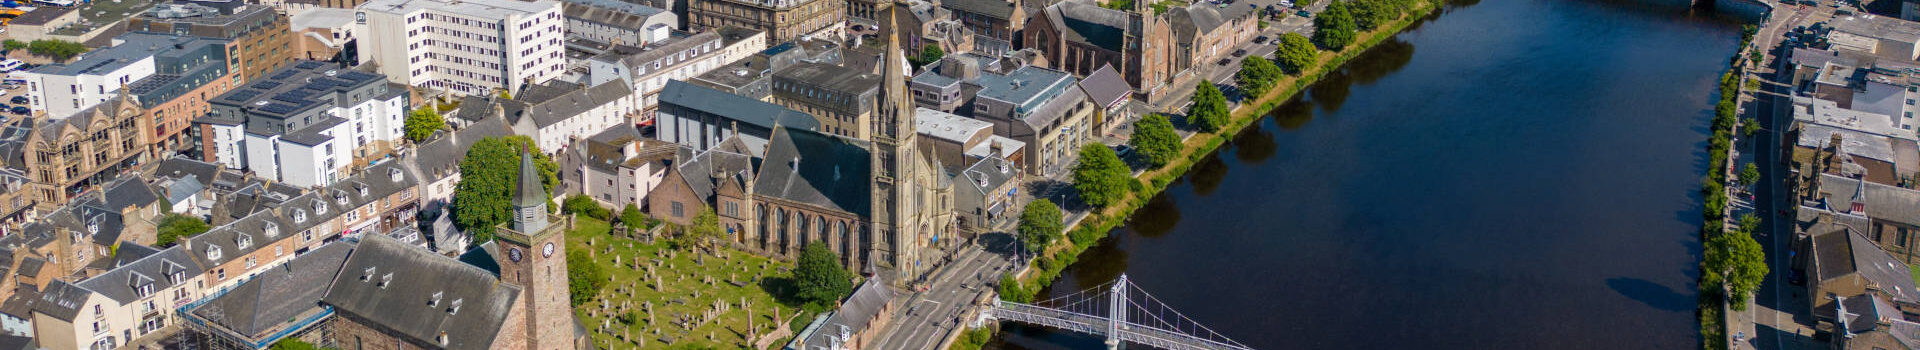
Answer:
xmin=990 ymin=0 xmax=1744 ymax=348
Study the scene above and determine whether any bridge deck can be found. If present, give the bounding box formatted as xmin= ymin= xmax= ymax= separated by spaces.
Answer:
xmin=990 ymin=301 xmax=1254 ymax=350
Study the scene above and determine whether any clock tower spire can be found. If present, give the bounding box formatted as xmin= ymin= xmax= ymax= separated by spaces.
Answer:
xmin=494 ymin=149 xmax=580 ymax=350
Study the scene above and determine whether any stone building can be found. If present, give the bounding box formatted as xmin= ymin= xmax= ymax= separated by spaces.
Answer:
xmin=16 ymin=92 xmax=151 ymax=213
xmin=561 ymin=125 xmax=676 ymax=211
xmin=940 ymin=0 xmax=1025 ymax=54
xmin=560 ymin=0 xmax=678 ymax=46
xmin=687 ymin=0 xmax=843 ymax=41
xmin=1024 ymin=0 xmax=1176 ymax=103
xmin=971 ymin=66 xmax=1095 ymax=176
xmin=656 ymin=80 xmax=821 ymax=154
xmin=456 ymin=80 xmax=637 ymax=154
xmin=32 ymin=246 xmax=205 ymax=350
xmin=770 ymin=62 xmax=880 ymax=139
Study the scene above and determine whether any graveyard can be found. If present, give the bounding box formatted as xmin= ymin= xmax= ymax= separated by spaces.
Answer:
xmin=566 ymin=218 xmax=804 ymax=349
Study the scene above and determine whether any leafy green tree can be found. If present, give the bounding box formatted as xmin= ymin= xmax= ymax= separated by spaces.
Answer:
xmin=997 ymin=274 xmax=1032 ymax=302
xmin=794 ymin=245 xmax=854 ymax=307
xmin=1188 ymin=81 xmax=1230 ymax=133
xmin=155 ymin=214 xmax=209 ymax=247
xmin=1739 ymin=163 xmax=1760 ymax=188
xmin=403 ymin=108 xmax=445 ymax=143
xmin=268 ymin=338 xmax=321 ymax=350
xmin=452 ymin=136 xmax=557 ymax=244
xmin=678 ymin=207 xmax=724 ymax=251
xmin=1073 ymin=145 xmax=1131 ymax=208
xmin=620 ymin=203 xmax=648 ymax=232
xmin=1312 ymin=1 xmax=1357 ymax=50
xmin=2 ymin=40 xmax=25 ymax=51
xmin=1018 ymin=199 xmax=1064 ymax=256
xmin=1347 ymin=0 xmax=1400 ymax=31
xmin=1274 ymin=33 xmax=1317 ymax=75
xmin=1737 ymin=213 xmax=1761 ymax=235
xmin=910 ymin=44 xmax=946 ymax=68
xmin=1129 ymin=114 xmax=1180 ymax=168
xmin=26 ymin=40 xmax=86 ymax=62
xmin=561 ymin=194 xmax=612 ymax=220
xmin=567 ymin=249 xmax=605 ymax=306
xmin=1742 ymin=117 xmax=1761 ymax=137
xmin=1704 ymin=230 xmax=1769 ymax=311
xmin=1236 ymin=56 xmax=1283 ymax=97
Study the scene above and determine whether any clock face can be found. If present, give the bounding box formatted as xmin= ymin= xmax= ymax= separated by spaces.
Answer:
xmin=542 ymin=242 xmax=555 ymax=258
xmin=508 ymin=247 xmax=523 ymax=262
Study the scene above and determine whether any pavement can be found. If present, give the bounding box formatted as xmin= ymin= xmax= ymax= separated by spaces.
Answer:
xmin=869 ymin=232 xmax=1018 ymax=350
xmin=1735 ymin=1 xmax=1832 ymax=350
xmin=1153 ymin=0 xmax=1329 ymax=115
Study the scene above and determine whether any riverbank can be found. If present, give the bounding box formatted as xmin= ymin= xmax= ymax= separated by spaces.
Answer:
xmin=1002 ymin=0 xmax=1443 ymax=309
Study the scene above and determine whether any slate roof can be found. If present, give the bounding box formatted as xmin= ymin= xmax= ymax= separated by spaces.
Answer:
xmin=99 ymin=175 xmax=161 ymax=213
xmin=0 ymin=334 xmax=31 ymax=350
xmin=940 ymin=0 xmax=1017 ymax=19
xmin=0 ymin=284 xmax=38 ymax=320
xmin=1167 ymin=5 xmax=1225 ymax=42
xmin=1819 ymin=174 xmax=1920 ymax=226
xmin=960 ymin=156 xmax=1017 ymax=195
xmin=659 ymin=80 xmax=821 ymax=131
xmin=189 ymin=241 xmax=354 ymax=338
xmin=33 ymin=280 xmax=92 ymax=322
xmin=39 ymin=199 xmax=128 ymax=247
xmin=416 ymin=116 xmax=513 ymax=179
xmin=802 ymin=278 xmax=893 ymax=347
xmin=1811 ymin=227 xmax=1920 ymax=303
xmin=754 ymin=127 xmax=872 ymax=216
xmin=75 ymin=245 xmax=205 ymax=304
xmin=1079 ymin=64 xmax=1131 ymax=107
xmin=323 ymin=234 xmax=521 ymax=350
xmin=677 ymin=144 xmax=756 ymax=202
xmin=1045 ymin=0 xmax=1130 ymax=50
xmin=470 ymin=80 xmax=632 ymax=130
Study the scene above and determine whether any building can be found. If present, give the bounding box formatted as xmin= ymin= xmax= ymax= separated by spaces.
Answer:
xmin=785 ymin=278 xmax=896 ymax=350
xmin=939 ymin=0 xmax=1023 ymax=53
xmin=455 ymin=79 xmax=636 ymax=154
xmin=1079 ymin=63 xmax=1132 ymax=136
xmin=31 ymin=246 xmax=205 ymax=350
xmin=1024 ymin=0 xmax=1179 ymax=104
xmin=112 ymin=32 xmax=246 ymax=157
xmin=1830 ymin=293 xmax=1920 ymax=350
xmin=913 ymin=106 xmax=1022 ymax=171
xmin=125 ymin=0 xmax=294 ymax=81
xmin=288 ymin=8 xmax=360 ymax=62
xmin=15 ymin=93 xmax=153 ymax=213
xmin=201 ymin=61 xmax=407 ymax=188
xmin=18 ymin=34 xmax=228 ymax=120
xmin=953 ymin=156 xmax=1017 ymax=232
xmin=584 ymin=28 xmax=767 ymax=123
xmin=1806 ymin=223 xmax=1920 ymax=334
xmin=5 ymin=7 xmax=79 ymax=43
xmin=656 ymin=80 xmax=820 ymax=154
xmin=560 ymin=0 xmax=678 ymax=46
xmin=355 ymin=0 xmax=567 ymax=96
xmin=412 ymin=116 xmax=512 ymax=209
xmin=770 ymin=62 xmax=881 ymax=139
xmin=654 ymin=21 xmax=954 ymax=285
xmin=1164 ymin=2 xmax=1257 ymax=77
xmin=971 ymin=66 xmax=1095 ymax=176
xmin=188 ymin=161 xmax=418 ymax=292
xmin=1807 ymin=173 xmax=1920 ymax=265
xmin=687 ymin=0 xmax=843 ymax=41
xmin=561 ymin=125 xmax=674 ymax=211
xmin=179 ymin=241 xmax=353 ymax=350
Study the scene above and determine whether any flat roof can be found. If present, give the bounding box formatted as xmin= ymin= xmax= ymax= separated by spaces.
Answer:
xmin=359 ymin=0 xmax=557 ymax=19
xmin=25 ymin=33 xmax=225 ymax=77
xmin=914 ymin=107 xmax=990 ymax=144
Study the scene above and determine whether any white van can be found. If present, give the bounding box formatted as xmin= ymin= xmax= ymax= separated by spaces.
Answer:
xmin=0 ymin=60 xmax=26 ymax=73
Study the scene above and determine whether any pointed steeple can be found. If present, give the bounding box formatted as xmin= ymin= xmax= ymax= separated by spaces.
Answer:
xmin=512 ymin=148 xmax=549 ymax=233
xmin=880 ymin=7 xmax=915 ymax=142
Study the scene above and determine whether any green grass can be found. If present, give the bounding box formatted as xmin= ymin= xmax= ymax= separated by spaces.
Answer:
xmin=567 ymin=218 xmax=799 ymax=349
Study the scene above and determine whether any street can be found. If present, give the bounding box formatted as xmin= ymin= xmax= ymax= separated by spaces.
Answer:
xmin=869 ymin=233 xmax=1018 ymax=350
xmin=1738 ymin=1 xmax=1832 ymax=350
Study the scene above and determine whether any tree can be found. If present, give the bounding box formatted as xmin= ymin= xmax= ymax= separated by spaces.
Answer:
xmin=620 ymin=203 xmax=649 ymax=232
xmin=1018 ymin=199 xmax=1064 ymax=256
xmin=566 ymin=249 xmax=605 ymax=306
xmin=1129 ymin=114 xmax=1180 ymax=168
xmin=1312 ymin=1 xmax=1358 ymax=51
xmin=403 ymin=108 xmax=445 ymax=143
xmin=678 ymin=207 xmax=724 ymax=252
xmin=1236 ymin=56 xmax=1283 ymax=97
xmin=1073 ymin=145 xmax=1131 ymax=208
xmin=26 ymin=39 xmax=87 ymax=62
xmin=997 ymin=274 xmax=1033 ymax=302
xmin=1703 ymin=230 xmax=1768 ymax=311
xmin=911 ymin=44 xmax=946 ymax=68
xmin=1274 ymin=33 xmax=1317 ymax=75
xmin=451 ymin=136 xmax=557 ymax=244
xmin=1739 ymin=163 xmax=1760 ymax=188
xmin=155 ymin=214 xmax=210 ymax=247
xmin=1187 ymin=81 xmax=1230 ymax=133
xmin=794 ymin=245 xmax=854 ymax=307
xmin=268 ymin=338 xmax=321 ymax=350
xmin=1742 ymin=117 xmax=1761 ymax=137
xmin=1737 ymin=213 xmax=1761 ymax=235
xmin=2 ymin=40 xmax=25 ymax=51
xmin=1347 ymin=0 xmax=1400 ymax=31
xmin=561 ymin=194 xmax=612 ymax=220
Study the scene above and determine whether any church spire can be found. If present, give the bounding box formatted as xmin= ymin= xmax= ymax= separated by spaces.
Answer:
xmin=880 ymin=7 xmax=914 ymax=142
xmin=511 ymin=148 xmax=548 ymax=234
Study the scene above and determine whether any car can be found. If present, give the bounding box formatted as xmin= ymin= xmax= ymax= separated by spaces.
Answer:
xmin=1298 ymin=10 xmax=1313 ymax=17
xmin=10 ymin=96 xmax=25 ymax=105
xmin=1232 ymin=49 xmax=1248 ymax=57
xmin=1217 ymin=58 xmax=1232 ymax=66
xmin=9 ymin=106 xmax=25 ymax=115
xmin=1253 ymin=35 xmax=1270 ymax=44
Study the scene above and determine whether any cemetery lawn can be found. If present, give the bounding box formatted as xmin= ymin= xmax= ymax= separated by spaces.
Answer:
xmin=567 ymin=218 xmax=801 ymax=349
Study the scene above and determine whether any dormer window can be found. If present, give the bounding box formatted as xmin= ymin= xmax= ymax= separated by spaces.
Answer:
xmin=86 ymin=217 xmax=99 ymax=234
xmin=448 ymin=298 xmax=463 ymax=315
xmin=263 ymin=222 xmax=279 ymax=237
xmin=206 ymin=245 xmax=222 ymax=261
xmin=429 ymin=291 xmax=443 ymax=306
xmin=389 ymin=168 xmax=404 ymax=182
xmin=361 ymin=267 xmax=375 ymax=282
xmin=129 ymin=273 xmax=153 ymax=298
xmin=293 ymin=210 xmax=307 ymax=223
xmin=237 ymin=235 xmax=251 ymax=249
xmin=334 ymin=192 xmax=348 ymax=206
xmin=357 ymin=184 xmax=370 ymax=198
xmin=378 ymin=273 xmax=392 ymax=288
xmin=313 ymin=201 xmax=327 ymax=215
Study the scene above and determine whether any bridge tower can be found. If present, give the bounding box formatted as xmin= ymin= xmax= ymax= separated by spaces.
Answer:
xmin=1108 ymin=274 xmax=1129 ymax=350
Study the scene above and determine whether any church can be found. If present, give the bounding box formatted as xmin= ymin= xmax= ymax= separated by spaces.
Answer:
xmin=649 ymin=14 xmax=957 ymax=287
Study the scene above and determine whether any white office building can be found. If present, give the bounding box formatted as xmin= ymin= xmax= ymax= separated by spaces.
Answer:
xmin=203 ymin=61 xmax=407 ymax=188
xmin=355 ymin=0 xmax=567 ymax=96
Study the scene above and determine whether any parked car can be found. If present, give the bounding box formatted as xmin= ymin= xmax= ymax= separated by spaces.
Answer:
xmin=1217 ymin=58 xmax=1232 ymax=66
xmin=1233 ymin=49 xmax=1248 ymax=57
xmin=1297 ymin=10 xmax=1312 ymax=17
xmin=10 ymin=96 xmax=25 ymax=105
xmin=1253 ymin=35 xmax=1270 ymax=44
xmin=9 ymin=106 xmax=26 ymax=115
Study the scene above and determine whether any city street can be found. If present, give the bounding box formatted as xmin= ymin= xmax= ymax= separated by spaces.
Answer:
xmin=1739 ymin=1 xmax=1830 ymax=349
xmin=869 ymin=233 xmax=1018 ymax=350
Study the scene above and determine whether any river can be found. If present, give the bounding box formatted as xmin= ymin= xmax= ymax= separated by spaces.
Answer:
xmin=990 ymin=0 xmax=1745 ymax=348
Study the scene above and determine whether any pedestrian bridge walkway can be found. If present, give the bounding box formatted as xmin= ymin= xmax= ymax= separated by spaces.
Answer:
xmin=987 ymin=275 xmax=1256 ymax=350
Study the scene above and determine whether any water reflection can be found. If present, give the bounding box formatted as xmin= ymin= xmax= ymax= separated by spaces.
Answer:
xmin=1347 ymin=38 xmax=1417 ymax=85
xmin=1129 ymin=193 xmax=1182 ymax=238
xmin=1230 ymin=122 xmax=1279 ymax=163
xmin=1306 ymin=70 xmax=1351 ymax=112
xmin=1269 ymin=96 xmax=1315 ymax=130
xmin=1186 ymin=152 xmax=1229 ymax=196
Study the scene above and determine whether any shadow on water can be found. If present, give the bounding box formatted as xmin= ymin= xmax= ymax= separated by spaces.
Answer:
xmin=1268 ymin=95 xmax=1315 ymax=130
xmin=1187 ymin=152 xmax=1230 ymax=196
xmin=1230 ymin=121 xmax=1279 ymax=164
xmin=1129 ymin=192 xmax=1182 ymax=239
xmin=1346 ymin=38 xmax=1417 ymax=85
xmin=1307 ymin=71 xmax=1352 ymax=113
xmin=1605 ymin=277 xmax=1696 ymax=312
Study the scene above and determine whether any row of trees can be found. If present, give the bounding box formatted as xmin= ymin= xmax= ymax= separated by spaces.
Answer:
xmin=2 ymin=39 xmax=87 ymax=62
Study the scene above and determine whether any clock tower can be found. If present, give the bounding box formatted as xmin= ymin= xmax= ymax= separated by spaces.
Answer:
xmin=494 ymin=149 xmax=578 ymax=350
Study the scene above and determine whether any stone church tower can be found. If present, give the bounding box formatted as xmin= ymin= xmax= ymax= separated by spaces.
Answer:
xmin=871 ymin=11 xmax=955 ymax=286
xmin=494 ymin=150 xmax=580 ymax=350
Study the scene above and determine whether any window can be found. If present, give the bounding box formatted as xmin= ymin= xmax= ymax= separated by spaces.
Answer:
xmin=671 ymin=202 xmax=684 ymax=218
